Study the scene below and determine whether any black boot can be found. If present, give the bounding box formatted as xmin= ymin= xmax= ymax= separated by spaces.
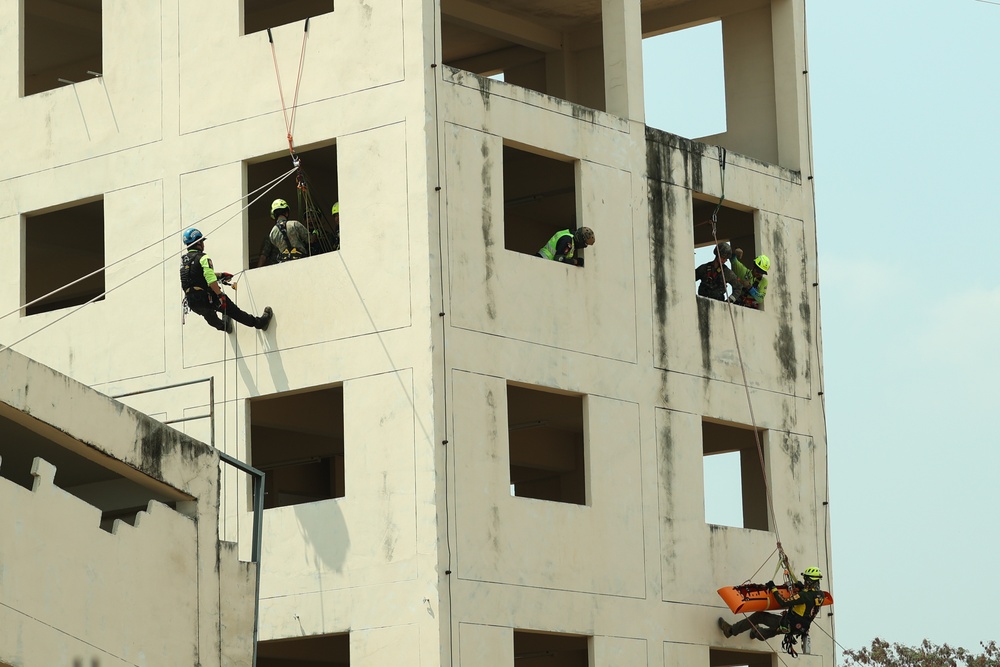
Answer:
xmin=718 ymin=618 xmax=732 ymax=638
xmin=256 ymin=307 xmax=273 ymax=331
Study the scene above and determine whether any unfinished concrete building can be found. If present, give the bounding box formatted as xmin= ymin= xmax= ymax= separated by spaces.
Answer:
xmin=0 ymin=0 xmax=831 ymax=665
xmin=0 ymin=347 xmax=256 ymax=666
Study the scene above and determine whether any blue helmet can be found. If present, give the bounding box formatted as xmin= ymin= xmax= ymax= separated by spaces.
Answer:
xmin=183 ymin=228 xmax=204 ymax=246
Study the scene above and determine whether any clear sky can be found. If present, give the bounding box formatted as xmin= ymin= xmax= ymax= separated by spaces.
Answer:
xmin=645 ymin=0 xmax=1000 ymax=654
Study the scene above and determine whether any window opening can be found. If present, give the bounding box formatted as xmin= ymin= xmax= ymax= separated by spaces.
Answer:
xmin=440 ymin=1 xmax=606 ymax=110
xmin=24 ymin=198 xmax=105 ymax=316
xmin=702 ymin=420 xmax=767 ymax=531
xmin=642 ymin=21 xmax=726 ymax=139
xmin=692 ymin=196 xmax=757 ymax=305
xmin=0 ymin=412 xmax=180 ymax=533
xmin=258 ymin=632 xmax=350 ymax=667
xmin=513 ymin=630 xmax=589 ymax=666
xmin=22 ymin=0 xmax=102 ymax=97
xmin=247 ymin=143 xmax=339 ymax=269
xmin=502 ymin=145 xmax=581 ymax=263
xmin=507 ymin=384 xmax=586 ymax=506
xmin=243 ymin=0 xmax=333 ymax=36
xmin=249 ymin=386 xmax=345 ymax=509
xmin=710 ymin=647 xmax=773 ymax=667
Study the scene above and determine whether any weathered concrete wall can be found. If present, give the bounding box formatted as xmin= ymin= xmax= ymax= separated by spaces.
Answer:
xmin=0 ymin=0 xmax=829 ymax=665
xmin=0 ymin=347 xmax=255 ymax=667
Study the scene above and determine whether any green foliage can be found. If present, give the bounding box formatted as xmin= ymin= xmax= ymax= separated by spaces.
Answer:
xmin=843 ymin=639 xmax=1000 ymax=667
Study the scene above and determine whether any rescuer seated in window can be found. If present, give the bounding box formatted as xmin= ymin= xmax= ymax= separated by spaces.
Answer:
xmin=181 ymin=228 xmax=273 ymax=333
xmin=537 ymin=227 xmax=595 ymax=266
xmin=718 ymin=567 xmax=826 ymax=642
xmin=257 ymin=198 xmax=311 ymax=267
xmin=695 ymin=242 xmax=743 ymax=301
xmin=729 ymin=253 xmax=771 ymax=309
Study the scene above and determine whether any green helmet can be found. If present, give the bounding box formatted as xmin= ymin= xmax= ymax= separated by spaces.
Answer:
xmin=331 ymin=201 xmax=340 ymax=215
xmin=271 ymin=198 xmax=290 ymax=219
xmin=802 ymin=567 xmax=822 ymax=580
xmin=754 ymin=254 xmax=771 ymax=274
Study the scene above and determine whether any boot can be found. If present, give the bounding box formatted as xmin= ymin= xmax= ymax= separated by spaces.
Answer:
xmin=718 ymin=618 xmax=732 ymax=638
xmin=223 ymin=315 xmax=234 ymax=334
xmin=256 ymin=307 xmax=273 ymax=331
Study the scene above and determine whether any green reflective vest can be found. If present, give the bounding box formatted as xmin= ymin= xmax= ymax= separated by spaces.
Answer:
xmin=539 ymin=230 xmax=574 ymax=260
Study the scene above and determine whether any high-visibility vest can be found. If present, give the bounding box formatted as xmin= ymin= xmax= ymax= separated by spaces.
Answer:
xmin=539 ymin=230 xmax=574 ymax=260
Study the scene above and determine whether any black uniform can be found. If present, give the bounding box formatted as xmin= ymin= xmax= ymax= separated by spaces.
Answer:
xmin=730 ymin=583 xmax=825 ymax=640
xmin=180 ymin=249 xmax=264 ymax=331
xmin=695 ymin=259 xmax=739 ymax=301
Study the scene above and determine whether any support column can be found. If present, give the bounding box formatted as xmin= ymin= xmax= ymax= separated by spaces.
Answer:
xmin=602 ymin=0 xmax=644 ymax=122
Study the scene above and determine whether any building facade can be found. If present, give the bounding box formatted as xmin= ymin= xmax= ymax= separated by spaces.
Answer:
xmin=0 ymin=347 xmax=256 ymax=667
xmin=0 ymin=0 xmax=831 ymax=665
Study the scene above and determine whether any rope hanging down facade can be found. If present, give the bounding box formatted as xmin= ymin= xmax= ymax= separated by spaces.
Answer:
xmin=706 ymin=146 xmax=795 ymax=590
xmin=267 ymin=18 xmax=339 ymax=256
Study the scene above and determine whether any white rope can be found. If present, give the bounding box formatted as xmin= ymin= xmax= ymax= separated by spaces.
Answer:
xmin=0 ymin=166 xmax=296 ymax=324
xmin=0 ymin=166 xmax=296 ymax=351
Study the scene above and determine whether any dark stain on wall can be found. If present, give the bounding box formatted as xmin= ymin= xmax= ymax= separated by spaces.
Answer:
xmin=779 ymin=432 xmax=801 ymax=478
xmin=570 ymin=104 xmax=598 ymax=124
xmin=477 ymin=75 xmax=491 ymax=109
xmin=771 ymin=226 xmax=797 ymax=384
xmin=696 ymin=297 xmax=713 ymax=373
xmin=481 ymin=141 xmax=497 ymax=319
xmin=138 ymin=421 xmax=177 ymax=481
xmin=647 ymin=142 xmax=670 ymax=368
xmin=657 ymin=416 xmax=678 ymax=576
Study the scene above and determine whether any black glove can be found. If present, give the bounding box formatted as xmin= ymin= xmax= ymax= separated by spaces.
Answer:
xmin=764 ymin=580 xmax=775 ymax=589
xmin=217 ymin=272 xmax=234 ymax=284
xmin=217 ymin=293 xmax=228 ymax=308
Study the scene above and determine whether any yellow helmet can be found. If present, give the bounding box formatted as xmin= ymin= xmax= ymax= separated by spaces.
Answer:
xmin=271 ymin=198 xmax=290 ymax=219
xmin=331 ymin=201 xmax=340 ymax=215
xmin=754 ymin=254 xmax=770 ymax=274
xmin=802 ymin=567 xmax=822 ymax=580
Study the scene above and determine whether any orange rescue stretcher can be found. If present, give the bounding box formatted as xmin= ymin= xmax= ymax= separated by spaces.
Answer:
xmin=718 ymin=583 xmax=834 ymax=614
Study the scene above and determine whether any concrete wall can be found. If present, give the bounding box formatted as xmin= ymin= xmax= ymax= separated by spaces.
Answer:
xmin=0 ymin=348 xmax=255 ymax=667
xmin=0 ymin=0 xmax=829 ymax=665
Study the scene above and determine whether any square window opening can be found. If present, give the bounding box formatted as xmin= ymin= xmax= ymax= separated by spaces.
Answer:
xmin=513 ymin=630 xmax=589 ymax=667
xmin=502 ymin=145 xmax=582 ymax=263
xmin=247 ymin=143 xmax=339 ymax=270
xmin=22 ymin=0 xmax=102 ymax=97
xmin=249 ymin=385 xmax=345 ymax=510
xmin=710 ymin=647 xmax=774 ymax=667
xmin=642 ymin=21 xmax=726 ymax=140
xmin=692 ymin=196 xmax=758 ymax=306
xmin=24 ymin=198 xmax=105 ymax=316
xmin=702 ymin=420 xmax=768 ymax=531
xmin=0 ymin=412 xmax=180 ymax=533
xmin=243 ymin=0 xmax=334 ymax=36
xmin=258 ymin=632 xmax=350 ymax=667
xmin=440 ymin=3 xmax=605 ymax=111
xmin=507 ymin=384 xmax=586 ymax=506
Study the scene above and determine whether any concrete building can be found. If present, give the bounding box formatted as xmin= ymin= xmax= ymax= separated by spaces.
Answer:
xmin=0 ymin=347 xmax=256 ymax=667
xmin=0 ymin=0 xmax=831 ymax=665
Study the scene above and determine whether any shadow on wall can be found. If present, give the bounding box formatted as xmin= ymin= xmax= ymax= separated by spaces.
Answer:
xmin=292 ymin=499 xmax=350 ymax=575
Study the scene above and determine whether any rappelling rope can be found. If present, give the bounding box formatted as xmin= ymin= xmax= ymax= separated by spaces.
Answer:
xmin=0 ymin=167 xmax=295 ymax=326
xmin=267 ymin=18 xmax=310 ymax=156
xmin=0 ymin=167 xmax=296 ymax=351
xmin=705 ymin=146 xmax=794 ymax=586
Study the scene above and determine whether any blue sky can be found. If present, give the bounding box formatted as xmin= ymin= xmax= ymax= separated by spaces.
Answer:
xmin=645 ymin=0 xmax=1000 ymax=653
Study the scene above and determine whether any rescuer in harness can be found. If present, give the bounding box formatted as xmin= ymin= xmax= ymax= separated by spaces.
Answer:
xmin=537 ymin=227 xmax=595 ymax=266
xmin=181 ymin=228 xmax=273 ymax=333
xmin=257 ymin=198 xmax=311 ymax=267
xmin=729 ymin=253 xmax=770 ymax=309
xmin=695 ymin=242 xmax=742 ymax=301
xmin=718 ymin=567 xmax=825 ymax=646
